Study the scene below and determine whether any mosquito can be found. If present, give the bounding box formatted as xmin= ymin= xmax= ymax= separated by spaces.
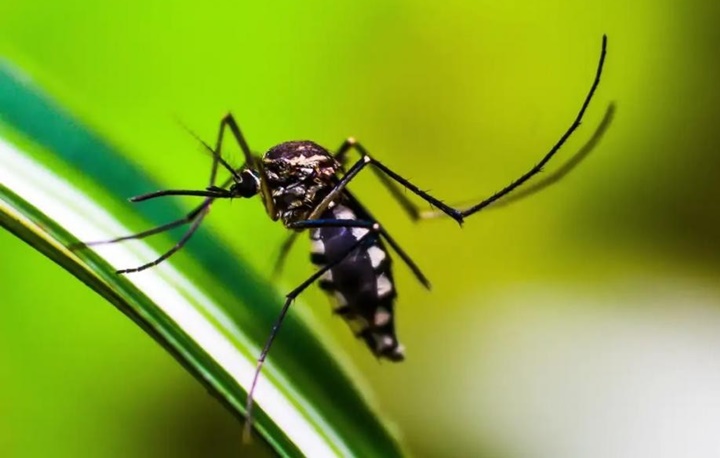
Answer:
xmin=75 ymin=35 xmax=608 ymax=439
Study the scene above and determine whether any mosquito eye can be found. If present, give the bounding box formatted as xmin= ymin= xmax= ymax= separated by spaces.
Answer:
xmin=230 ymin=170 xmax=259 ymax=198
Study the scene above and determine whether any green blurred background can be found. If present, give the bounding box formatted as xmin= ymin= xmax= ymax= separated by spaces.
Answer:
xmin=2 ymin=1 xmax=720 ymax=457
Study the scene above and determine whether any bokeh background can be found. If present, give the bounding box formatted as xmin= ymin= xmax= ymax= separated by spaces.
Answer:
xmin=2 ymin=1 xmax=720 ymax=457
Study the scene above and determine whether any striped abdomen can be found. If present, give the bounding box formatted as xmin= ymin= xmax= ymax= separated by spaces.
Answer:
xmin=310 ymin=203 xmax=405 ymax=361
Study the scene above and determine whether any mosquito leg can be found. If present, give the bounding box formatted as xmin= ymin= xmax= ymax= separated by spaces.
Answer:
xmin=342 ymin=190 xmax=430 ymax=289
xmin=419 ymin=102 xmax=616 ymax=219
xmin=116 ymin=206 xmax=210 ymax=274
xmin=457 ymin=35 xmax=607 ymax=218
xmin=243 ymin=221 xmax=379 ymax=441
xmin=308 ymin=152 xmax=464 ymax=224
xmin=129 ymin=188 xmax=231 ymax=202
xmin=73 ymin=199 xmax=212 ymax=249
xmin=207 ymin=113 xmax=280 ymax=218
xmin=106 ymin=150 xmax=239 ymax=270
xmin=272 ymin=190 xmax=429 ymax=286
xmin=287 ymin=219 xmax=377 ymax=230
xmin=213 ymin=113 xmax=256 ymax=167
xmin=277 ymin=191 xmax=430 ymax=288
xmin=71 ymin=168 xmax=232 ymax=252
xmin=327 ymin=35 xmax=607 ymax=224
xmin=74 ymin=114 xmax=248 ymax=264
xmin=333 ymin=138 xmax=424 ymax=221
xmin=271 ymin=232 xmax=299 ymax=279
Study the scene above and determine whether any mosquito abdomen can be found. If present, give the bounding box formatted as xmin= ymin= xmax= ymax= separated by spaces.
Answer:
xmin=309 ymin=203 xmax=405 ymax=361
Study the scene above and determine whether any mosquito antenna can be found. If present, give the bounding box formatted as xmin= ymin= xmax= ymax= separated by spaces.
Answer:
xmin=177 ymin=119 xmax=243 ymax=181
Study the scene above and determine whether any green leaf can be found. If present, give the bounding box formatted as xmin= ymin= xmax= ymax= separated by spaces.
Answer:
xmin=0 ymin=61 xmax=406 ymax=457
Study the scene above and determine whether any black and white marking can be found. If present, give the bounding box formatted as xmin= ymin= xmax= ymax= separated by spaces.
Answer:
xmin=311 ymin=203 xmax=404 ymax=361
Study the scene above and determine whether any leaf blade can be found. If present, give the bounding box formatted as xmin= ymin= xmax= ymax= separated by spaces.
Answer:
xmin=0 ymin=61 xmax=407 ymax=457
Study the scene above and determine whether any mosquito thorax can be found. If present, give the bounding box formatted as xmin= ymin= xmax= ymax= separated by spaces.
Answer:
xmin=262 ymin=141 xmax=341 ymax=225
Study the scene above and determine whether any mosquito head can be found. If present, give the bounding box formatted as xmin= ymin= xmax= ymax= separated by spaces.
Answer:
xmin=262 ymin=141 xmax=341 ymax=224
xmin=229 ymin=169 xmax=260 ymax=198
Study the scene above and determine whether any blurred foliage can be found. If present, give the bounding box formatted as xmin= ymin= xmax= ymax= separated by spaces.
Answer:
xmin=1 ymin=0 xmax=719 ymax=457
